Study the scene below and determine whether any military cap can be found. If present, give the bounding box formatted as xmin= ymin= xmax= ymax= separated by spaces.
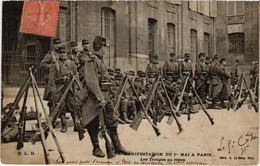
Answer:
xmin=206 ymin=56 xmax=211 ymax=61
xmin=129 ymin=71 xmax=135 ymax=76
xmin=59 ymin=45 xmax=67 ymax=52
xmin=185 ymin=53 xmax=190 ymax=57
xmin=115 ymin=68 xmax=121 ymax=74
xmin=153 ymin=54 xmax=159 ymax=60
xmin=71 ymin=41 xmax=78 ymax=47
xmin=137 ymin=70 xmax=143 ymax=76
xmin=82 ymin=39 xmax=89 ymax=45
xmin=93 ymin=36 xmax=108 ymax=46
xmin=170 ymin=52 xmax=175 ymax=57
xmin=219 ymin=58 xmax=226 ymax=64
xmin=53 ymin=38 xmax=61 ymax=45
xmin=139 ymin=72 xmax=146 ymax=78
xmin=235 ymin=59 xmax=240 ymax=63
xmin=114 ymin=74 xmax=123 ymax=80
xmin=198 ymin=53 xmax=205 ymax=58
xmin=108 ymin=68 xmax=114 ymax=76
xmin=213 ymin=55 xmax=219 ymax=60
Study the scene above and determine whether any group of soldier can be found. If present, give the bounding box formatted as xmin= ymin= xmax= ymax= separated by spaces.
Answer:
xmin=39 ymin=35 xmax=258 ymax=158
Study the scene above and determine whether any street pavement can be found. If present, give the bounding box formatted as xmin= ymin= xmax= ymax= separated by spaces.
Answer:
xmin=1 ymin=89 xmax=259 ymax=165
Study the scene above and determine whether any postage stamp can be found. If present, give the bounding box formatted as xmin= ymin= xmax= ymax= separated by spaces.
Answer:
xmin=20 ymin=1 xmax=60 ymax=37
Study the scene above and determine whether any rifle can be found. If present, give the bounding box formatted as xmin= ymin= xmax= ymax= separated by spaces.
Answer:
xmin=243 ymin=76 xmax=258 ymax=112
xmin=114 ymin=76 xmax=128 ymax=113
xmin=99 ymin=108 xmax=116 ymax=159
xmin=188 ymin=78 xmax=214 ymax=125
xmin=30 ymin=69 xmax=65 ymax=163
xmin=16 ymin=84 xmax=30 ymax=150
xmin=73 ymin=82 xmax=84 ymax=141
xmin=31 ymin=83 xmax=50 ymax=164
xmin=166 ymin=73 xmax=190 ymax=125
xmin=49 ymin=73 xmax=81 ymax=125
xmin=128 ymin=75 xmax=161 ymax=136
xmin=233 ymin=73 xmax=244 ymax=111
xmin=1 ymin=72 xmax=31 ymax=132
xmin=159 ymin=75 xmax=183 ymax=133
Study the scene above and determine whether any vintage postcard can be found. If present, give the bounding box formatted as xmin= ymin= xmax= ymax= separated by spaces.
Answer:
xmin=1 ymin=1 xmax=259 ymax=165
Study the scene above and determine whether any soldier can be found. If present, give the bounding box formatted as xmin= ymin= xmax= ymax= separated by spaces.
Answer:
xmin=179 ymin=53 xmax=193 ymax=78
xmin=219 ymin=58 xmax=232 ymax=108
xmin=163 ymin=52 xmax=179 ymax=81
xmin=68 ymin=41 xmax=80 ymax=67
xmin=52 ymin=45 xmax=78 ymax=132
xmin=146 ymin=54 xmax=161 ymax=79
xmin=40 ymin=38 xmax=61 ymax=115
xmin=81 ymin=36 xmax=130 ymax=157
xmin=78 ymin=40 xmax=91 ymax=82
xmin=208 ymin=56 xmax=224 ymax=108
xmin=194 ymin=53 xmax=207 ymax=102
xmin=250 ymin=61 xmax=259 ymax=90
xmin=230 ymin=59 xmax=239 ymax=87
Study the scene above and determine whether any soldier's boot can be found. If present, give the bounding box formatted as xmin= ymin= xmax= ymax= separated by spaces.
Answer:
xmin=89 ymin=134 xmax=105 ymax=158
xmin=108 ymin=127 xmax=132 ymax=155
xmin=60 ymin=114 xmax=67 ymax=133
xmin=122 ymin=112 xmax=132 ymax=124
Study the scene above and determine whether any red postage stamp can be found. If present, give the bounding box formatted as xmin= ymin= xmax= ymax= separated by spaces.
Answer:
xmin=20 ymin=1 xmax=60 ymax=37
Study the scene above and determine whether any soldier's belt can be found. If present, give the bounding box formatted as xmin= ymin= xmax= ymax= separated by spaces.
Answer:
xmin=100 ymin=82 xmax=112 ymax=91
xmin=55 ymin=76 xmax=69 ymax=84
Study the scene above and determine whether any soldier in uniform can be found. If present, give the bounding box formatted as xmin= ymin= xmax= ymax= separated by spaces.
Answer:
xmin=81 ymin=36 xmax=130 ymax=158
xmin=250 ymin=61 xmax=259 ymax=91
xmin=194 ymin=53 xmax=207 ymax=102
xmin=146 ymin=54 xmax=161 ymax=79
xmin=68 ymin=41 xmax=80 ymax=67
xmin=162 ymin=52 xmax=179 ymax=81
xmin=219 ymin=58 xmax=232 ymax=108
xmin=51 ymin=45 xmax=78 ymax=132
xmin=208 ymin=56 xmax=224 ymax=108
xmin=230 ymin=59 xmax=239 ymax=87
xmin=179 ymin=53 xmax=193 ymax=78
xmin=40 ymin=38 xmax=61 ymax=115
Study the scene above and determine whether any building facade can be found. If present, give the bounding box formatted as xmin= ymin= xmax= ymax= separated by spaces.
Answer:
xmin=2 ymin=1 xmax=258 ymax=86
xmin=215 ymin=1 xmax=259 ymax=65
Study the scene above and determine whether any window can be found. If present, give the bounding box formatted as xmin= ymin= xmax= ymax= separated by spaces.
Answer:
xmin=204 ymin=33 xmax=210 ymax=57
xmin=190 ymin=29 xmax=197 ymax=62
xmin=148 ymin=18 xmax=157 ymax=60
xmin=227 ymin=1 xmax=244 ymax=16
xmin=167 ymin=23 xmax=175 ymax=57
xmin=101 ymin=7 xmax=116 ymax=68
xmin=228 ymin=33 xmax=245 ymax=54
xmin=27 ymin=45 xmax=37 ymax=61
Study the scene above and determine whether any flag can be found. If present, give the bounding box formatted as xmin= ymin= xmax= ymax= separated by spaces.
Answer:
xmin=20 ymin=1 xmax=60 ymax=37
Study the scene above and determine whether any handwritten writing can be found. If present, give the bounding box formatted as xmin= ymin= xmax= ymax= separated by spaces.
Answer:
xmin=217 ymin=131 xmax=258 ymax=155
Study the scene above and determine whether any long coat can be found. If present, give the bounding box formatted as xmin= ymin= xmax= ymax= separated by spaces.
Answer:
xmin=40 ymin=51 xmax=59 ymax=101
xmin=208 ymin=65 xmax=223 ymax=98
xmin=194 ymin=61 xmax=206 ymax=90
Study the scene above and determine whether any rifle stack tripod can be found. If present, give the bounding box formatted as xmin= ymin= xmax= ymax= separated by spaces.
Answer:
xmin=1 ymin=66 xmax=65 ymax=164
xmin=115 ymin=73 xmax=214 ymax=137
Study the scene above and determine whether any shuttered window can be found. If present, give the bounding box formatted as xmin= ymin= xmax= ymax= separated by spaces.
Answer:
xmin=227 ymin=1 xmax=244 ymax=16
xmin=167 ymin=23 xmax=175 ymax=56
xmin=204 ymin=33 xmax=210 ymax=57
xmin=101 ymin=7 xmax=116 ymax=68
xmin=190 ymin=29 xmax=197 ymax=62
xmin=148 ymin=18 xmax=157 ymax=60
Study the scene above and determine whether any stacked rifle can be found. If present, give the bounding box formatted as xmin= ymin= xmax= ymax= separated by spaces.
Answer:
xmin=114 ymin=73 xmax=214 ymax=136
xmin=1 ymin=66 xmax=65 ymax=164
xmin=233 ymin=73 xmax=258 ymax=112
